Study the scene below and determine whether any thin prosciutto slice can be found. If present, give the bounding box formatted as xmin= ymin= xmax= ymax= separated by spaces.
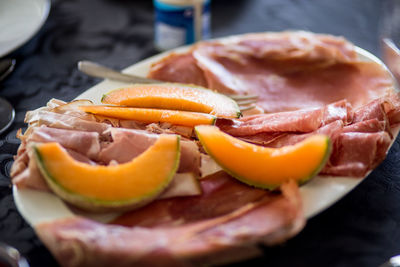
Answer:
xmin=218 ymin=100 xmax=351 ymax=137
xmin=323 ymin=132 xmax=391 ymax=177
xmin=342 ymin=119 xmax=386 ymax=133
xmin=35 ymin=174 xmax=304 ymax=267
xmin=99 ymin=128 xmax=201 ymax=174
xmin=148 ymin=31 xmax=393 ymax=113
xmin=34 ymin=111 xmax=110 ymax=134
xmin=148 ymin=52 xmax=208 ymax=87
xmin=13 ymin=156 xmax=50 ymax=192
xmin=27 ymin=126 xmax=101 ymax=160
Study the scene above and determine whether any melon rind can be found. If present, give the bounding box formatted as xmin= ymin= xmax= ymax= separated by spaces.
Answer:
xmin=195 ymin=125 xmax=331 ymax=190
xmin=101 ymin=83 xmax=242 ymax=118
xmin=34 ymin=135 xmax=180 ymax=212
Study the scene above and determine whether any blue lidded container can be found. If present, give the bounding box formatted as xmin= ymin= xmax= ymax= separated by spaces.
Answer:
xmin=153 ymin=0 xmax=211 ymax=51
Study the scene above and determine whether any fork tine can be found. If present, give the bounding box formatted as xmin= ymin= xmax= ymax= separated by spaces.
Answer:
xmin=235 ymin=99 xmax=257 ymax=105
xmin=239 ymin=104 xmax=257 ymax=111
xmin=228 ymin=94 xmax=259 ymax=100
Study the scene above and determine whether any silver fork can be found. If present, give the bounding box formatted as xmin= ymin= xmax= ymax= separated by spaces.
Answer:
xmin=77 ymin=60 xmax=258 ymax=111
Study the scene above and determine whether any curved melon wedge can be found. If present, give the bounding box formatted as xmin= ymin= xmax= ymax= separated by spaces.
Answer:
xmin=79 ymin=105 xmax=216 ymax=127
xmin=33 ymin=134 xmax=180 ymax=212
xmin=101 ymin=83 xmax=242 ymax=118
xmin=195 ymin=125 xmax=331 ymax=190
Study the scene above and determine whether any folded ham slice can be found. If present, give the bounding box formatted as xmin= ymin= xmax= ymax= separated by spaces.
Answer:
xmin=111 ymin=172 xmax=268 ymax=227
xmin=266 ymin=120 xmax=344 ymax=149
xmin=13 ymin=156 xmax=50 ymax=192
xmin=27 ymin=126 xmax=101 ymax=160
xmin=323 ymin=132 xmax=391 ymax=177
xmin=35 ymin=174 xmax=304 ymax=267
xmin=34 ymin=111 xmax=110 ymax=134
xmin=342 ymin=119 xmax=386 ymax=133
xmin=99 ymin=128 xmax=201 ymax=174
xmin=148 ymin=52 xmax=208 ymax=87
xmin=218 ymin=100 xmax=351 ymax=137
xmin=98 ymin=128 xmax=158 ymax=164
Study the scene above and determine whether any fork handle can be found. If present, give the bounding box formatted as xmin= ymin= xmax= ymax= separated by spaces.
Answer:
xmin=78 ymin=61 xmax=160 ymax=84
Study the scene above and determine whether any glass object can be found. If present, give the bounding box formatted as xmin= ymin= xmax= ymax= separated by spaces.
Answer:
xmin=381 ymin=0 xmax=400 ymax=82
xmin=153 ymin=0 xmax=211 ymax=51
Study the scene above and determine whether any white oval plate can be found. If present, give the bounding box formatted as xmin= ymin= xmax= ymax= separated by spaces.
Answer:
xmin=0 ymin=0 xmax=51 ymax=57
xmin=13 ymin=41 xmax=399 ymax=227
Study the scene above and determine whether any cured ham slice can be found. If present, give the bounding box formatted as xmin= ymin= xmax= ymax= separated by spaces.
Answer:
xmin=35 ymin=175 xmax=304 ymax=267
xmin=98 ymin=128 xmax=201 ymax=174
xmin=149 ymin=53 xmax=208 ymax=87
xmin=34 ymin=111 xmax=110 ymax=134
xmin=322 ymin=99 xmax=353 ymax=125
xmin=385 ymin=91 xmax=400 ymax=125
xmin=266 ymin=120 xmax=344 ymax=149
xmin=227 ymin=31 xmax=357 ymax=63
xmin=27 ymin=126 xmax=101 ymax=160
xmin=353 ymin=98 xmax=390 ymax=123
xmin=111 ymin=172 xmax=268 ymax=227
xmin=13 ymin=157 xmax=50 ymax=192
xmin=149 ymin=31 xmax=358 ymax=92
xmin=218 ymin=100 xmax=351 ymax=136
xmin=98 ymin=128 xmax=158 ymax=164
xmin=322 ymin=132 xmax=391 ymax=177
xmin=10 ymin=134 xmax=29 ymax=178
xmin=237 ymin=132 xmax=285 ymax=146
xmin=148 ymin=32 xmax=393 ymax=113
xmin=388 ymin=108 xmax=400 ymax=125
xmin=342 ymin=119 xmax=386 ymax=133
xmin=49 ymin=100 xmax=97 ymax=121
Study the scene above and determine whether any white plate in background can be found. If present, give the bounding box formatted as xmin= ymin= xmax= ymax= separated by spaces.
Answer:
xmin=0 ymin=0 xmax=51 ymax=57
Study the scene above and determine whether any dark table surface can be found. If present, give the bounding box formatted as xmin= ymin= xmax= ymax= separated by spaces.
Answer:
xmin=1 ymin=0 xmax=399 ymax=266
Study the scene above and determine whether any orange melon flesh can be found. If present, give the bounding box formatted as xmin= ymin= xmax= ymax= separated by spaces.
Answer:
xmin=195 ymin=125 xmax=331 ymax=190
xmin=34 ymin=134 xmax=180 ymax=210
xmin=79 ymin=105 xmax=216 ymax=127
xmin=101 ymin=83 xmax=241 ymax=118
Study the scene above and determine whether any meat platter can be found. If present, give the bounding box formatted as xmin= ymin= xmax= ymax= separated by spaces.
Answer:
xmin=11 ymin=32 xmax=400 ymax=266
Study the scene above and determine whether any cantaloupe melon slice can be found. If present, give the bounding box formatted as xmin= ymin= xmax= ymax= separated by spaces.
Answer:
xmin=101 ymin=83 xmax=241 ymax=118
xmin=34 ymin=134 xmax=180 ymax=211
xmin=195 ymin=125 xmax=331 ymax=190
xmin=79 ymin=105 xmax=216 ymax=127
